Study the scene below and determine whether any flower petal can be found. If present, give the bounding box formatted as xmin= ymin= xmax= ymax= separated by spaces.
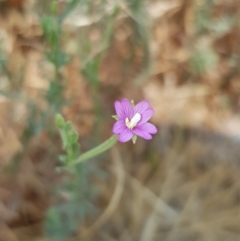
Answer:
xmin=114 ymin=101 xmax=125 ymax=119
xmin=118 ymin=128 xmax=133 ymax=142
xmin=133 ymin=100 xmax=149 ymax=114
xmin=112 ymin=120 xmax=126 ymax=134
xmin=132 ymin=127 xmax=152 ymax=140
xmin=138 ymin=122 xmax=157 ymax=134
xmin=138 ymin=108 xmax=154 ymax=125
xmin=121 ymin=99 xmax=134 ymax=119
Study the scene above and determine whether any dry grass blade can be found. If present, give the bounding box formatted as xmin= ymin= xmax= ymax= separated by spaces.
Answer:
xmin=126 ymin=173 xmax=178 ymax=220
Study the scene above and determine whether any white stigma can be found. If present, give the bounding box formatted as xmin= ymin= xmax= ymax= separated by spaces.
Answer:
xmin=125 ymin=113 xmax=141 ymax=129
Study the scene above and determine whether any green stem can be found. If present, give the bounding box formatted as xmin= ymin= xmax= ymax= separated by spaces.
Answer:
xmin=69 ymin=135 xmax=118 ymax=166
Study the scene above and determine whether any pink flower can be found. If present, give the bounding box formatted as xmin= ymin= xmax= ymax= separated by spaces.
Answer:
xmin=112 ymin=99 xmax=158 ymax=143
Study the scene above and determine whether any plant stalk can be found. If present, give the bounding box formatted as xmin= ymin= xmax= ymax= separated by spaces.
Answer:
xmin=69 ymin=134 xmax=118 ymax=166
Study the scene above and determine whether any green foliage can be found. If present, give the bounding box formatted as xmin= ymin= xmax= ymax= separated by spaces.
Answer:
xmin=41 ymin=16 xmax=60 ymax=47
xmin=55 ymin=114 xmax=80 ymax=168
xmin=46 ymin=199 xmax=96 ymax=241
xmin=191 ymin=49 xmax=218 ymax=75
xmin=46 ymin=161 xmax=96 ymax=241
xmin=195 ymin=0 xmax=215 ymax=34
xmin=191 ymin=0 xmax=234 ymax=76
xmin=0 ymin=33 xmax=7 ymax=76
xmin=195 ymin=0 xmax=236 ymax=36
xmin=46 ymin=114 xmax=96 ymax=241
xmin=46 ymin=81 xmax=66 ymax=113
xmin=0 ymin=51 xmax=6 ymax=74
xmin=41 ymin=15 xmax=71 ymax=69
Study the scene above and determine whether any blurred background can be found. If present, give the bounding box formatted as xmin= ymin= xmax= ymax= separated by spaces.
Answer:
xmin=0 ymin=0 xmax=240 ymax=240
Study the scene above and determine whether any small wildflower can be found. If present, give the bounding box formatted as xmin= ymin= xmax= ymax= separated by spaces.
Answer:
xmin=112 ymin=98 xmax=157 ymax=143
